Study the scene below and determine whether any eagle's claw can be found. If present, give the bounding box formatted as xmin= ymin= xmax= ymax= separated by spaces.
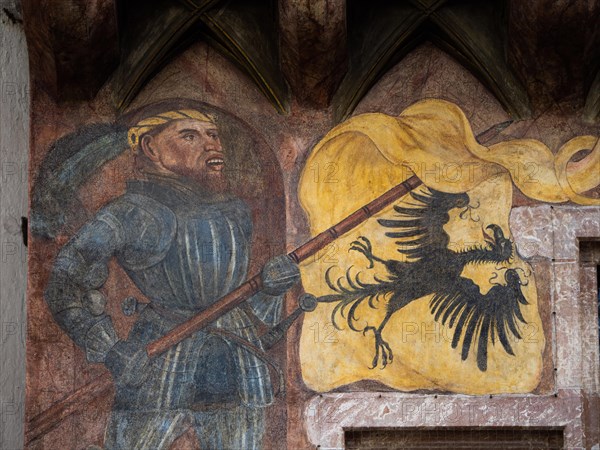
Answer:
xmin=350 ymin=236 xmax=376 ymax=268
xmin=364 ymin=326 xmax=393 ymax=369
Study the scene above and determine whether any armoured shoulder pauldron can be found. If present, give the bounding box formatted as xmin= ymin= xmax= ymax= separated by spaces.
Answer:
xmin=99 ymin=193 xmax=177 ymax=271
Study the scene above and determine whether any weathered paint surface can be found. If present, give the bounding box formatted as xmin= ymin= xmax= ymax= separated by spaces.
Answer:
xmin=9 ymin=1 xmax=600 ymax=447
xmin=297 ymin=99 xmax=598 ymax=394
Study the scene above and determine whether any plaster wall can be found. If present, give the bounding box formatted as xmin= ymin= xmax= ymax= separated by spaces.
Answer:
xmin=295 ymin=44 xmax=600 ymax=450
xmin=0 ymin=5 xmax=29 ymax=450
xmin=6 ymin=8 xmax=600 ymax=450
xmin=303 ymin=206 xmax=600 ymax=449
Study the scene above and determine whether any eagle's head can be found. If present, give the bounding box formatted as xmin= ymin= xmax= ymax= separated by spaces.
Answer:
xmin=482 ymin=224 xmax=513 ymax=262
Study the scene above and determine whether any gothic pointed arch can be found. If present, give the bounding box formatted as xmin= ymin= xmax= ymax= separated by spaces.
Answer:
xmin=332 ymin=0 xmax=531 ymax=122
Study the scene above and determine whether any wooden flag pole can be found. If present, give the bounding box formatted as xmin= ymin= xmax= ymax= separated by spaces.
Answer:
xmin=26 ymin=174 xmax=422 ymax=444
xmin=146 ymin=175 xmax=422 ymax=358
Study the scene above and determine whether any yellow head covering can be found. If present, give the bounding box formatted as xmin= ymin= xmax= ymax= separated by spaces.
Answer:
xmin=127 ymin=109 xmax=215 ymax=151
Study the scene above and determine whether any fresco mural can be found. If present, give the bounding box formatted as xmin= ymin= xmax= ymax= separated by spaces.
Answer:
xmin=19 ymin=1 xmax=600 ymax=447
xmin=27 ymin=97 xmax=599 ymax=447
xmin=299 ymin=99 xmax=600 ymax=394
xmin=30 ymin=102 xmax=299 ymax=449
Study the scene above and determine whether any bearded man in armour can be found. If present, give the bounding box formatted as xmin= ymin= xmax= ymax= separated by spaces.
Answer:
xmin=45 ymin=109 xmax=299 ymax=449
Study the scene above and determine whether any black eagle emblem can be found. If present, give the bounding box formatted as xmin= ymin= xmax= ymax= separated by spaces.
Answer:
xmin=319 ymin=188 xmax=529 ymax=371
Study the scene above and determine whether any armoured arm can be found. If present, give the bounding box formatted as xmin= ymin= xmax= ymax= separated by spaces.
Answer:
xmin=227 ymin=200 xmax=300 ymax=326
xmin=45 ymin=208 xmax=124 ymax=363
xmin=247 ymin=291 xmax=284 ymax=327
xmin=248 ymin=254 xmax=300 ymax=326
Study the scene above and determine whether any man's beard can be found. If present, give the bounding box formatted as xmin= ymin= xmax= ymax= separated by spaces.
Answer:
xmin=138 ymin=154 xmax=230 ymax=194
xmin=190 ymin=170 xmax=230 ymax=194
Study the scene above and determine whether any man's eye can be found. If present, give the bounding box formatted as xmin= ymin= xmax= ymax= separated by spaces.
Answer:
xmin=184 ymin=134 xmax=195 ymax=141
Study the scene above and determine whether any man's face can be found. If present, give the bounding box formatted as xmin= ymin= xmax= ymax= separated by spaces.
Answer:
xmin=141 ymin=119 xmax=228 ymax=192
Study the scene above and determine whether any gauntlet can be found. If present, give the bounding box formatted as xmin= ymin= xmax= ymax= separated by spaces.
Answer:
xmin=261 ymin=254 xmax=300 ymax=296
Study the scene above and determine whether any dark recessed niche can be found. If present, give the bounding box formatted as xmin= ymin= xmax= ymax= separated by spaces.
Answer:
xmin=344 ymin=427 xmax=564 ymax=449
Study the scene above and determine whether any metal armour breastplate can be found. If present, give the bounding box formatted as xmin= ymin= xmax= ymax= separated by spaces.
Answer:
xmin=121 ymin=177 xmax=252 ymax=314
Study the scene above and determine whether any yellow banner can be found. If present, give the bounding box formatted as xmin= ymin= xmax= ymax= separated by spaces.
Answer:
xmin=298 ymin=99 xmax=598 ymax=394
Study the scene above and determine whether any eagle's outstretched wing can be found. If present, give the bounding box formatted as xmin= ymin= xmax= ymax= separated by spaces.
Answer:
xmin=377 ymin=188 xmax=469 ymax=261
xmin=429 ymin=269 xmax=529 ymax=371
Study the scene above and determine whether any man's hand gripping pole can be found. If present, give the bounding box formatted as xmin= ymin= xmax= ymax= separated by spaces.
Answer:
xmin=26 ymin=175 xmax=423 ymax=444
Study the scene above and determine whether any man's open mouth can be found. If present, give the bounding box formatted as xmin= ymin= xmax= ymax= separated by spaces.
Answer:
xmin=206 ymin=157 xmax=224 ymax=171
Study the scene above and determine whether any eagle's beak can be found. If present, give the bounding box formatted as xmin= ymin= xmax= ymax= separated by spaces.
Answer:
xmin=482 ymin=225 xmax=495 ymax=245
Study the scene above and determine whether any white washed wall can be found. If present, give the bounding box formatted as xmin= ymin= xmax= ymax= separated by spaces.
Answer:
xmin=0 ymin=2 xmax=28 ymax=448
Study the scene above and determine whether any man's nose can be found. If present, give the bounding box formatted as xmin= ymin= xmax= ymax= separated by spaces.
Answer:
xmin=204 ymin=139 xmax=222 ymax=152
